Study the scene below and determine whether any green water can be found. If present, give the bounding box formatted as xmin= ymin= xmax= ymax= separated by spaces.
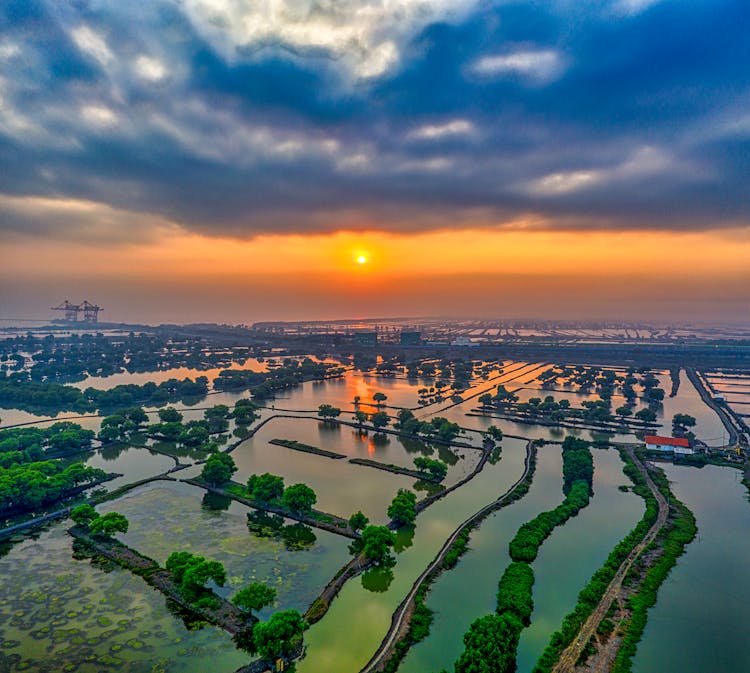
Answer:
xmin=0 ymin=526 xmax=247 ymax=673
xmin=84 ymin=447 xmax=175 ymax=490
xmin=633 ymin=463 xmax=750 ymax=673
xmin=400 ymin=448 xmax=643 ymax=673
xmin=231 ymin=416 xmax=472 ymax=523
xmin=296 ymin=436 xmax=531 ymax=673
xmin=97 ymin=480 xmax=351 ymax=620
xmin=399 ymin=445 xmax=564 ymax=673
xmin=516 ymin=448 xmax=643 ymax=671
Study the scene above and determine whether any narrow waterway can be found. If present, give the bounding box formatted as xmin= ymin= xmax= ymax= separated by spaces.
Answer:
xmin=399 ymin=446 xmax=564 ymax=673
xmin=633 ymin=463 xmax=750 ymax=673
xmin=516 ymin=448 xmax=643 ymax=671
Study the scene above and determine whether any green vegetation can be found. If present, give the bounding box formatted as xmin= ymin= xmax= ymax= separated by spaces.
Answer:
xmin=370 ymin=411 xmax=390 ymax=431
xmin=496 ymin=562 xmax=535 ymax=626
xmin=89 ymin=512 xmax=129 ymax=538
xmin=247 ymin=473 xmax=285 ymax=502
xmin=317 ymin=404 xmax=342 ymax=420
xmin=453 ymin=613 xmax=523 ymax=673
xmin=282 ymin=483 xmax=317 ymax=514
xmin=201 ymin=453 xmax=237 ymax=486
xmin=388 ymin=489 xmax=417 ymax=527
xmin=349 ymin=510 xmax=369 ymax=531
xmin=232 ymin=582 xmax=277 ymax=616
xmin=353 ymin=525 xmax=396 ymax=565
xmin=381 ymin=583 xmax=434 ymax=673
xmin=166 ymin=551 xmax=227 ymax=606
xmin=394 ymin=410 xmax=464 ymax=443
xmin=252 ymin=609 xmax=306 ymax=660
xmin=0 ymin=422 xmax=108 ymax=516
xmin=97 ymin=407 xmax=149 ymax=442
xmin=509 ymin=439 xmax=593 ymax=563
xmin=70 ymin=503 xmax=99 ymax=526
xmin=413 ymin=457 xmax=449 ymax=481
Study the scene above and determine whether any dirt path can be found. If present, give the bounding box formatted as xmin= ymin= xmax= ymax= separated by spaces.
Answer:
xmin=358 ymin=440 xmax=537 ymax=673
xmin=552 ymin=447 xmax=669 ymax=673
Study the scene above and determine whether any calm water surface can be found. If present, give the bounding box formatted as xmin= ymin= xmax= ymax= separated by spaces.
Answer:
xmin=633 ymin=463 xmax=750 ymax=673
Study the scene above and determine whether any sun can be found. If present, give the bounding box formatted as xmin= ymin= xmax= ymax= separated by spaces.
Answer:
xmin=356 ymin=254 xmax=368 ymax=265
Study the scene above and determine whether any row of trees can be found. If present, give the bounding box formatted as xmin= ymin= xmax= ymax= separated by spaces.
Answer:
xmin=450 ymin=437 xmax=595 ymax=673
xmin=244 ymin=472 xmax=318 ymax=515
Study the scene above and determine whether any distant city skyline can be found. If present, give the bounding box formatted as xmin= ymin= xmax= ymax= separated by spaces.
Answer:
xmin=1 ymin=1 xmax=748 ymax=323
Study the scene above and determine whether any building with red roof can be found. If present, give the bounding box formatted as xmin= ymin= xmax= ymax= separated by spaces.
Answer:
xmin=644 ymin=435 xmax=694 ymax=455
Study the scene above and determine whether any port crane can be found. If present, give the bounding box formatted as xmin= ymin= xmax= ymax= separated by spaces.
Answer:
xmin=50 ymin=300 xmax=103 ymax=323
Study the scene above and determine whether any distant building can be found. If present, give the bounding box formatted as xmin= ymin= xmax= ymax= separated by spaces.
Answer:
xmin=644 ymin=435 xmax=694 ymax=455
xmin=400 ymin=331 xmax=422 ymax=346
xmin=353 ymin=331 xmax=378 ymax=347
xmin=450 ymin=336 xmax=478 ymax=347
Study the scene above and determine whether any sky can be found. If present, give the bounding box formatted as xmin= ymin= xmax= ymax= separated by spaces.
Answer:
xmin=1 ymin=0 xmax=748 ymax=325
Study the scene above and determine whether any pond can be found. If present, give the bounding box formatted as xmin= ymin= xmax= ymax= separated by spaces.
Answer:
xmin=97 ymin=480 xmax=351 ymax=620
xmin=632 ymin=463 xmax=750 ymax=673
xmin=0 ymin=525 xmax=247 ymax=673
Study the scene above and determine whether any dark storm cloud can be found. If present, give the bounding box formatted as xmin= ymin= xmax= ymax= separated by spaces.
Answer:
xmin=1 ymin=0 xmax=748 ymax=239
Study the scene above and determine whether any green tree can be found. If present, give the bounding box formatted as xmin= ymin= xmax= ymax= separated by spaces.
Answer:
xmin=233 ymin=582 xmax=277 ymax=615
xmin=183 ymin=559 xmax=227 ymax=593
xmin=70 ymin=503 xmax=99 ymax=527
xmin=354 ymin=409 xmax=369 ymax=428
xmin=413 ymin=457 xmax=448 ymax=481
xmin=387 ymin=489 xmax=417 ymax=526
xmin=370 ymin=411 xmax=390 ymax=431
xmin=484 ymin=425 xmax=503 ymax=443
xmin=248 ymin=473 xmax=284 ymax=502
xmin=478 ymin=393 xmax=494 ymax=408
xmin=454 ymin=613 xmax=522 ymax=673
xmin=158 ymin=407 xmax=183 ymax=423
xmin=373 ymin=392 xmax=388 ymax=406
xmin=89 ymin=511 xmax=129 ymax=538
xmin=126 ymin=406 xmax=149 ymax=426
xmin=349 ymin=510 xmax=369 ymax=531
xmin=252 ymin=610 xmax=306 ymax=659
xmin=672 ymin=413 xmax=697 ymax=430
xmin=317 ymin=404 xmax=341 ymax=421
xmin=359 ymin=525 xmax=396 ymax=565
xmin=282 ymin=483 xmax=317 ymax=514
xmin=635 ymin=408 xmax=657 ymax=423
xmin=201 ymin=453 xmax=237 ymax=486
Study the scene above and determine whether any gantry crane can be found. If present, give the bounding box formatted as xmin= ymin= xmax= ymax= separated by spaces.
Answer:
xmin=50 ymin=300 xmax=103 ymax=323
xmin=51 ymin=300 xmax=80 ymax=321
xmin=80 ymin=300 xmax=103 ymax=323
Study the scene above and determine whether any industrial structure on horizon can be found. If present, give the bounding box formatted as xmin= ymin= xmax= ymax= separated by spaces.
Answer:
xmin=51 ymin=300 xmax=103 ymax=323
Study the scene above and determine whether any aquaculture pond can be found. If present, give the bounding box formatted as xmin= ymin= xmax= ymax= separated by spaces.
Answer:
xmin=633 ymin=463 xmax=750 ymax=673
xmin=83 ymin=446 xmax=175 ymax=491
xmin=515 ymin=448 xmax=643 ymax=671
xmin=400 ymin=447 xmax=643 ymax=673
xmin=296 ymin=436 xmax=531 ymax=673
xmin=399 ymin=445 xmax=565 ymax=673
xmin=655 ymin=372 xmax=726 ymax=446
xmin=97 ymin=480 xmax=351 ymax=619
xmin=230 ymin=416 xmax=475 ymax=522
xmin=0 ymin=526 xmax=247 ymax=673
